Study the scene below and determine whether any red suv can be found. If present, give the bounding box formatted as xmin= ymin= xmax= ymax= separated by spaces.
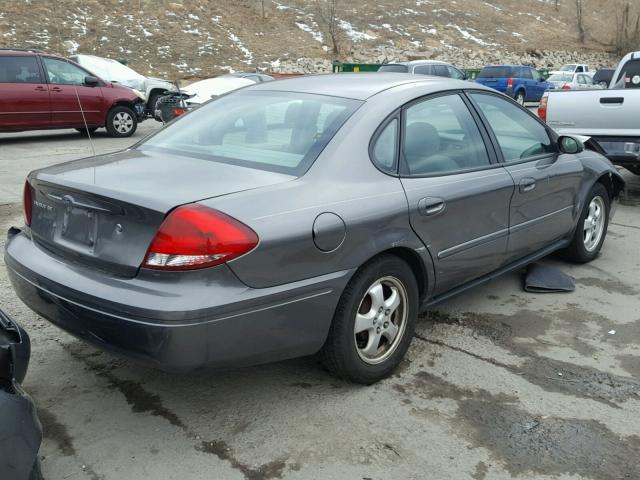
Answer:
xmin=0 ymin=49 xmax=145 ymax=137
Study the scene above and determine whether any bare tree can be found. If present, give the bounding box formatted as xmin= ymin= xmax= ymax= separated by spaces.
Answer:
xmin=576 ymin=0 xmax=585 ymax=43
xmin=614 ymin=1 xmax=640 ymax=54
xmin=316 ymin=0 xmax=345 ymax=55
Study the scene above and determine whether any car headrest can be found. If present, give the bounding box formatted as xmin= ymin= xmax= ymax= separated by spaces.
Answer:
xmin=404 ymin=122 xmax=440 ymax=158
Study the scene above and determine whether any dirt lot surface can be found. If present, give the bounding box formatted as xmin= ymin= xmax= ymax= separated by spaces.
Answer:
xmin=1 ymin=124 xmax=639 ymax=480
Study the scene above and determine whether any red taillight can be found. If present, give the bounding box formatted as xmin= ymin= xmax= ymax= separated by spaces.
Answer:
xmin=23 ymin=180 xmax=33 ymax=226
xmin=143 ymin=204 xmax=258 ymax=271
xmin=538 ymin=95 xmax=548 ymax=122
xmin=173 ymin=107 xmax=187 ymax=117
xmin=562 ymin=84 xmax=572 ymax=90
xmin=507 ymin=77 xmax=513 ymax=87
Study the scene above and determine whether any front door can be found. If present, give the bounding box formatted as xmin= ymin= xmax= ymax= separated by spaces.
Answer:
xmin=0 ymin=55 xmax=50 ymax=129
xmin=398 ymin=93 xmax=514 ymax=295
xmin=41 ymin=57 xmax=105 ymax=127
xmin=468 ymin=92 xmax=584 ymax=261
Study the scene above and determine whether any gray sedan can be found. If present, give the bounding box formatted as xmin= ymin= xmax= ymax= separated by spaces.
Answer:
xmin=5 ymin=74 xmax=624 ymax=384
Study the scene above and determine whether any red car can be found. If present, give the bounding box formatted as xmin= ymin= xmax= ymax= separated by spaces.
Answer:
xmin=0 ymin=49 xmax=145 ymax=137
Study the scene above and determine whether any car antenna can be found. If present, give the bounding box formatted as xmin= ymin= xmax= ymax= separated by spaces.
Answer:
xmin=66 ymin=58 xmax=96 ymax=157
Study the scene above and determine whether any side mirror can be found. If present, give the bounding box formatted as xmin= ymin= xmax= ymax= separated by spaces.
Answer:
xmin=558 ymin=135 xmax=584 ymax=154
xmin=84 ymin=75 xmax=99 ymax=87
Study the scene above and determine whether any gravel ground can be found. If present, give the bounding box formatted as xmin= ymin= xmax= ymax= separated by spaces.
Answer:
xmin=1 ymin=122 xmax=639 ymax=480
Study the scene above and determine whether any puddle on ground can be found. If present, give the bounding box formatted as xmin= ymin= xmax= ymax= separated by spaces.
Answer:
xmin=459 ymin=398 xmax=640 ymax=479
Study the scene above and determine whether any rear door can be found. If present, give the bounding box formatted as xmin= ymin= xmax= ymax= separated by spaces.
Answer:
xmin=469 ymin=91 xmax=583 ymax=260
xmin=476 ymin=67 xmax=511 ymax=93
xmin=397 ymin=92 xmax=514 ymax=295
xmin=0 ymin=55 xmax=50 ymax=129
xmin=41 ymin=57 xmax=105 ymax=127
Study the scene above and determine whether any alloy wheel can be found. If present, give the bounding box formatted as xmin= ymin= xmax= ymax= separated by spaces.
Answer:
xmin=113 ymin=112 xmax=134 ymax=134
xmin=354 ymin=276 xmax=408 ymax=365
xmin=583 ymin=196 xmax=605 ymax=252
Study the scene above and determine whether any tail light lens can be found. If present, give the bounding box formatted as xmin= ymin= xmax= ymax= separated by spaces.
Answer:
xmin=23 ymin=180 xmax=33 ymax=226
xmin=562 ymin=85 xmax=572 ymax=90
xmin=173 ymin=107 xmax=187 ymax=117
xmin=507 ymin=77 xmax=513 ymax=88
xmin=538 ymin=95 xmax=548 ymax=122
xmin=143 ymin=204 xmax=258 ymax=271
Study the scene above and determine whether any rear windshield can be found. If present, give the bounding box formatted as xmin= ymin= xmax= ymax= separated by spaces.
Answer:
xmin=140 ymin=91 xmax=362 ymax=175
xmin=547 ymin=73 xmax=573 ymax=82
xmin=378 ymin=64 xmax=409 ymax=73
xmin=477 ymin=66 xmax=514 ymax=79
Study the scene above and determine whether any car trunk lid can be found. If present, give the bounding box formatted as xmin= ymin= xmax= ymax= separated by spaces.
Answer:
xmin=28 ymin=148 xmax=294 ymax=277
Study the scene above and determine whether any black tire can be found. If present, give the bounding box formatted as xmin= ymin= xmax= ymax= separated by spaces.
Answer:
xmin=76 ymin=127 xmax=98 ymax=136
xmin=148 ymin=93 xmax=162 ymax=120
xmin=105 ymin=105 xmax=138 ymax=138
xmin=319 ymin=254 xmax=419 ymax=384
xmin=563 ymin=182 xmax=610 ymax=263
xmin=515 ymin=90 xmax=525 ymax=105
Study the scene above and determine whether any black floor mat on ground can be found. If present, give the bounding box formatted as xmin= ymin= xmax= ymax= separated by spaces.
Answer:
xmin=524 ymin=263 xmax=575 ymax=293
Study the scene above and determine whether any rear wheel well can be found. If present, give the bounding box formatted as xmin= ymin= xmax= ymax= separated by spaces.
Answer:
xmin=357 ymin=247 xmax=428 ymax=303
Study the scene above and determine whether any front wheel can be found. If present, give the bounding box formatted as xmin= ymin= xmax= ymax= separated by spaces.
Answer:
xmin=106 ymin=106 xmax=137 ymax=138
xmin=319 ymin=255 xmax=419 ymax=384
xmin=564 ymin=183 xmax=610 ymax=263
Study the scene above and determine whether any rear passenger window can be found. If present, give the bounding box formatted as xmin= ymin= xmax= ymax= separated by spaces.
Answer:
xmin=402 ymin=94 xmax=491 ymax=176
xmin=413 ymin=65 xmax=432 ymax=75
xmin=0 ymin=56 xmax=42 ymax=83
xmin=470 ymin=93 xmax=554 ymax=162
xmin=371 ymin=119 xmax=398 ymax=172
xmin=447 ymin=66 xmax=465 ymax=80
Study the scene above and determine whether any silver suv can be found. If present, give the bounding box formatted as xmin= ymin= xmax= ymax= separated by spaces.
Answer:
xmin=378 ymin=60 xmax=467 ymax=79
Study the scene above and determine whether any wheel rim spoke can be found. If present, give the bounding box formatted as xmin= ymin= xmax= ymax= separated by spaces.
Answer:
xmin=384 ymin=287 xmax=401 ymax=314
xmin=583 ymin=196 xmax=606 ymax=252
xmin=368 ymin=282 xmax=385 ymax=311
xmin=361 ymin=331 xmax=382 ymax=357
xmin=354 ymin=312 xmax=375 ymax=335
xmin=382 ymin=321 xmax=399 ymax=342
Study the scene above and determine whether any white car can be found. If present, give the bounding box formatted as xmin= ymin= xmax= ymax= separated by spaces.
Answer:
xmin=70 ymin=54 xmax=175 ymax=115
xmin=180 ymin=74 xmax=273 ymax=105
xmin=546 ymin=72 xmax=601 ymax=90
xmin=550 ymin=63 xmax=593 ymax=76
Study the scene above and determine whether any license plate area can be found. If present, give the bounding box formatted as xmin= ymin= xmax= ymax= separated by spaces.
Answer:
xmin=57 ymin=206 xmax=99 ymax=252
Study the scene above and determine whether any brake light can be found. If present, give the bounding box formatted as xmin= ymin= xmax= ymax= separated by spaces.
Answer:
xmin=507 ymin=77 xmax=513 ymax=87
xmin=173 ymin=107 xmax=187 ymax=117
xmin=538 ymin=95 xmax=548 ymax=122
xmin=562 ymin=85 xmax=572 ymax=90
xmin=143 ymin=204 xmax=258 ymax=270
xmin=23 ymin=180 xmax=33 ymax=226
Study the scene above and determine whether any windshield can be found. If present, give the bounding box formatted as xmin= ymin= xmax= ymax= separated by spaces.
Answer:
xmin=560 ymin=64 xmax=577 ymax=72
xmin=76 ymin=55 xmax=145 ymax=89
xmin=547 ymin=73 xmax=573 ymax=82
xmin=477 ymin=66 xmax=514 ymax=78
xmin=141 ymin=91 xmax=362 ymax=175
xmin=378 ymin=64 xmax=409 ymax=73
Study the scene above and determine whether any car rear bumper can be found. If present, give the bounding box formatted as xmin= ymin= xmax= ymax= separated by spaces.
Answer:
xmin=5 ymin=230 xmax=352 ymax=372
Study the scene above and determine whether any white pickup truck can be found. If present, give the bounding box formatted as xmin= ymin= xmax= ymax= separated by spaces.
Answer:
xmin=550 ymin=64 xmax=593 ymax=76
xmin=540 ymin=52 xmax=640 ymax=175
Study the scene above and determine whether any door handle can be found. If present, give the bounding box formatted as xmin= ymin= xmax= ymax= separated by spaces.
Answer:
xmin=50 ymin=87 xmax=62 ymax=92
xmin=34 ymin=86 xmax=47 ymax=91
xmin=418 ymin=197 xmax=445 ymax=216
xmin=600 ymin=97 xmax=624 ymax=105
xmin=519 ymin=178 xmax=536 ymax=193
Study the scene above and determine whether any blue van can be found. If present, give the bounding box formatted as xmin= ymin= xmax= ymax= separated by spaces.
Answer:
xmin=475 ymin=65 xmax=551 ymax=104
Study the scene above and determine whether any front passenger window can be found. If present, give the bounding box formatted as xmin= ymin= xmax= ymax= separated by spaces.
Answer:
xmin=403 ymin=94 xmax=491 ymax=176
xmin=43 ymin=58 xmax=88 ymax=85
xmin=471 ymin=93 xmax=554 ymax=161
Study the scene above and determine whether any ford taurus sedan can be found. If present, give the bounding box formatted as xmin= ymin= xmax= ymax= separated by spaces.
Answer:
xmin=5 ymin=74 xmax=624 ymax=384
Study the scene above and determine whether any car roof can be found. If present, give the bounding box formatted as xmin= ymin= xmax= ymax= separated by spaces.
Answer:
xmin=0 ymin=49 xmax=40 ymax=56
xmin=247 ymin=73 xmax=485 ymax=100
xmin=384 ymin=60 xmax=450 ymax=66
